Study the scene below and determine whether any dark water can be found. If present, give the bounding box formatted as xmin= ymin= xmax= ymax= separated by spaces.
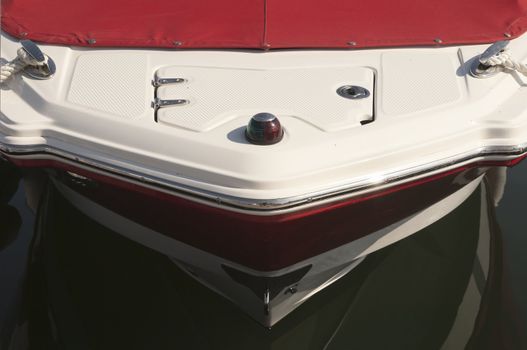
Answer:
xmin=1 ymin=160 xmax=526 ymax=350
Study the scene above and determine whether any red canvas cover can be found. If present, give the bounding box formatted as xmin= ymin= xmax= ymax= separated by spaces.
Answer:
xmin=1 ymin=0 xmax=527 ymax=49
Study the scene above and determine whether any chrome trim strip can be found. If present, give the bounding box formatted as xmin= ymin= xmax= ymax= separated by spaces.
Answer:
xmin=0 ymin=142 xmax=526 ymax=212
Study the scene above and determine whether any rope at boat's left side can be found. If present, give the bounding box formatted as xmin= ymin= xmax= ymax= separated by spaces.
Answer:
xmin=479 ymin=49 xmax=527 ymax=76
xmin=0 ymin=47 xmax=49 ymax=84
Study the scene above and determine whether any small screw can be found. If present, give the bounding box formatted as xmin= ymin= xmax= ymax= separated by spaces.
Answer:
xmin=20 ymin=32 xmax=28 ymax=37
xmin=504 ymin=33 xmax=512 ymax=38
xmin=434 ymin=38 xmax=443 ymax=44
xmin=285 ymin=286 xmax=298 ymax=295
xmin=173 ymin=41 xmax=183 ymax=47
xmin=87 ymin=38 xmax=96 ymax=44
xmin=347 ymin=41 xmax=357 ymax=47
xmin=262 ymin=43 xmax=271 ymax=50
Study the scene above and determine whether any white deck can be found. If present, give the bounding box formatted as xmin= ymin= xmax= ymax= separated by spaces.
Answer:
xmin=1 ymin=32 xmax=526 ymax=209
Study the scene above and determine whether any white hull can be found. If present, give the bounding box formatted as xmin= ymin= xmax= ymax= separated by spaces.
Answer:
xmin=1 ymin=32 xmax=526 ymax=212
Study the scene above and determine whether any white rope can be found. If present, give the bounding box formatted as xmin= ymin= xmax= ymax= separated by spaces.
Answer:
xmin=479 ymin=49 xmax=527 ymax=76
xmin=0 ymin=47 xmax=48 ymax=84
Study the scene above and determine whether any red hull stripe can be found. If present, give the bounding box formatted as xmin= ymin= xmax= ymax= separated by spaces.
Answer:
xmin=3 ymin=153 xmax=525 ymax=271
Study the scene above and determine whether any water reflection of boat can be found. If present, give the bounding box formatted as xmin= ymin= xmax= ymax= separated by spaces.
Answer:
xmin=0 ymin=162 xmax=21 ymax=252
xmin=51 ymin=166 xmax=488 ymax=327
xmin=3 ymin=169 xmax=523 ymax=349
xmin=2 ymin=2 xmax=527 ymax=324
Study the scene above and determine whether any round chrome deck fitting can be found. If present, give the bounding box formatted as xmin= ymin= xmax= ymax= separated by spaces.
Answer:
xmin=469 ymin=40 xmax=509 ymax=79
xmin=245 ymin=113 xmax=284 ymax=145
xmin=24 ymin=58 xmax=56 ymax=80
xmin=469 ymin=62 xmax=502 ymax=79
xmin=20 ymin=40 xmax=56 ymax=80
xmin=21 ymin=40 xmax=45 ymax=62
xmin=337 ymin=85 xmax=370 ymax=99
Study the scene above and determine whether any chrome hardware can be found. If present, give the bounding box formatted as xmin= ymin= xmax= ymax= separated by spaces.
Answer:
xmin=252 ymin=113 xmax=276 ymax=122
xmin=21 ymin=40 xmax=45 ymax=63
xmin=285 ymin=285 xmax=298 ymax=295
xmin=337 ymin=85 xmax=370 ymax=99
xmin=151 ymin=98 xmax=189 ymax=121
xmin=221 ymin=263 xmax=311 ymax=318
xmin=151 ymin=74 xmax=188 ymax=121
xmin=20 ymin=40 xmax=56 ymax=80
xmin=63 ymin=171 xmax=97 ymax=188
xmin=25 ymin=58 xmax=56 ymax=80
xmin=264 ymin=289 xmax=270 ymax=315
xmin=152 ymin=76 xmax=186 ymax=87
xmin=479 ymin=41 xmax=509 ymax=63
xmin=469 ymin=41 xmax=509 ymax=78
xmin=151 ymin=98 xmax=189 ymax=111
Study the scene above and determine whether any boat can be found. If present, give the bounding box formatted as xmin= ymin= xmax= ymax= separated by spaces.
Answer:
xmin=1 ymin=0 xmax=526 ymax=327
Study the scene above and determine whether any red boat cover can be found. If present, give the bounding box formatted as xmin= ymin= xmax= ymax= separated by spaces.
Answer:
xmin=1 ymin=0 xmax=527 ymax=49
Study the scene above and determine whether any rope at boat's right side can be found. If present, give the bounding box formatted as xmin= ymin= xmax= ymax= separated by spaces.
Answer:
xmin=479 ymin=49 xmax=527 ymax=76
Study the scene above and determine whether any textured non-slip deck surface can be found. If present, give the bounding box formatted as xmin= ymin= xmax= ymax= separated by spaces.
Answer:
xmin=156 ymin=66 xmax=374 ymax=132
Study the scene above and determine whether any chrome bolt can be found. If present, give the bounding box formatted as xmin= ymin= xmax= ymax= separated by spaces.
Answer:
xmin=285 ymin=286 xmax=298 ymax=295
xmin=337 ymin=85 xmax=370 ymax=99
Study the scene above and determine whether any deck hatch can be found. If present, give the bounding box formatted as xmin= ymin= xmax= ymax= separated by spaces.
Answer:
xmin=154 ymin=65 xmax=375 ymax=132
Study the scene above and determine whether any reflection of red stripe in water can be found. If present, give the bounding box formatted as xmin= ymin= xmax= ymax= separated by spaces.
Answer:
xmin=5 ymin=154 xmax=526 ymax=271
